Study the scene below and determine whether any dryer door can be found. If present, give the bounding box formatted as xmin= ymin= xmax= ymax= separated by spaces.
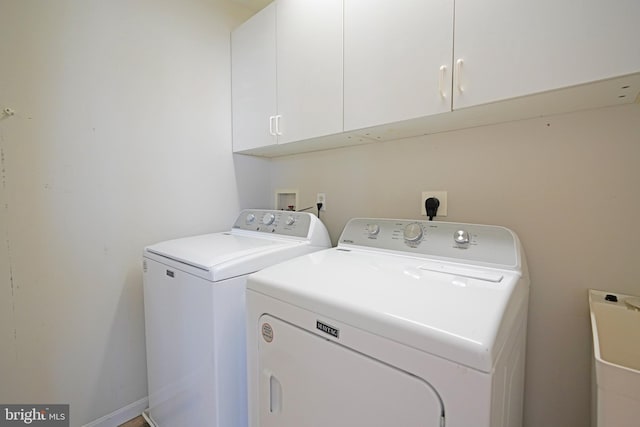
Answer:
xmin=257 ymin=315 xmax=444 ymax=427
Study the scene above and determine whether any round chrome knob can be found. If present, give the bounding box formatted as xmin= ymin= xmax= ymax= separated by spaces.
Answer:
xmin=454 ymin=230 xmax=470 ymax=245
xmin=245 ymin=213 xmax=256 ymax=224
xmin=403 ymin=223 xmax=423 ymax=242
xmin=366 ymin=223 xmax=380 ymax=236
xmin=285 ymin=215 xmax=296 ymax=226
xmin=262 ymin=213 xmax=276 ymax=225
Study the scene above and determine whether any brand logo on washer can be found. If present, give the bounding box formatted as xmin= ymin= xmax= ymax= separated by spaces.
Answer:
xmin=316 ymin=321 xmax=339 ymax=338
xmin=261 ymin=323 xmax=273 ymax=343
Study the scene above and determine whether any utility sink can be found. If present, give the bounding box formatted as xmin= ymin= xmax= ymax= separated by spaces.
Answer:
xmin=589 ymin=289 xmax=640 ymax=427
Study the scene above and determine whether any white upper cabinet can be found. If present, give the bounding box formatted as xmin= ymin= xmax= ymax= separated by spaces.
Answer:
xmin=344 ymin=0 xmax=454 ymax=132
xmin=232 ymin=0 xmax=640 ymax=156
xmin=276 ymin=0 xmax=343 ymax=144
xmin=231 ymin=4 xmax=277 ymax=152
xmin=453 ymin=0 xmax=640 ymax=109
xmin=231 ymin=0 xmax=342 ymax=152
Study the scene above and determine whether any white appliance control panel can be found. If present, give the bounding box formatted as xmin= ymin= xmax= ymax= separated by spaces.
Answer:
xmin=339 ymin=218 xmax=520 ymax=268
xmin=233 ymin=209 xmax=313 ymax=238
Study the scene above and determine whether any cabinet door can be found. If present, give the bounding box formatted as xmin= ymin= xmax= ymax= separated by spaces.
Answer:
xmin=453 ymin=0 xmax=640 ymax=110
xmin=344 ymin=0 xmax=454 ymax=131
xmin=231 ymin=4 xmax=277 ymax=152
xmin=276 ymin=0 xmax=343 ymax=144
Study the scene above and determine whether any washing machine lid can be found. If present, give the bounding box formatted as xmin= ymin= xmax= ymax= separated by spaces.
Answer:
xmin=247 ymin=248 xmax=528 ymax=372
xmin=144 ymin=232 xmax=307 ymax=281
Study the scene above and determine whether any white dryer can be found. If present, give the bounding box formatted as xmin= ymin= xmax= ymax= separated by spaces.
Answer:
xmin=143 ymin=209 xmax=330 ymax=427
xmin=246 ymin=218 xmax=530 ymax=427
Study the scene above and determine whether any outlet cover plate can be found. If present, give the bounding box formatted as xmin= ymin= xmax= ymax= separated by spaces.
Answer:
xmin=316 ymin=193 xmax=326 ymax=211
xmin=421 ymin=191 xmax=447 ymax=217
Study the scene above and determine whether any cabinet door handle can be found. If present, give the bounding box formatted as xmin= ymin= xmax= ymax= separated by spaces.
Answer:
xmin=275 ymin=115 xmax=282 ymax=136
xmin=269 ymin=115 xmax=276 ymax=136
xmin=455 ymin=58 xmax=464 ymax=93
xmin=439 ymin=65 xmax=447 ymax=98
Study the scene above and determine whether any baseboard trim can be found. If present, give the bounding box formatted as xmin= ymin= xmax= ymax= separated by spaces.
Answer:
xmin=82 ymin=397 xmax=148 ymax=427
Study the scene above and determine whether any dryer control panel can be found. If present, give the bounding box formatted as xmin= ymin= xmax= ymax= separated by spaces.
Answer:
xmin=232 ymin=209 xmax=313 ymax=238
xmin=339 ymin=218 xmax=520 ymax=268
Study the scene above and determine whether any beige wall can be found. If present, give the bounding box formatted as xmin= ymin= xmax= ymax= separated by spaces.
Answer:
xmin=0 ymin=1 xmax=270 ymax=425
xmin=268 ymin=103 xmax=640 ymax=427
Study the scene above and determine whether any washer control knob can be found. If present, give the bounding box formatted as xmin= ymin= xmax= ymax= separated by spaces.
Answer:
xmin=262 ymin=213 xmax=276 ymax=226
xmin=403 ymin=222 xmax=423 ymax=242
xmin=245 ymin=213 xmax=256 ymax=224
xmin=285 ymin=215 xmax=296 ymax=226
xmin=454 ymin=230 xmax=470 ymax=245
xmin=366 ymin=223 xmax=380 ymax=236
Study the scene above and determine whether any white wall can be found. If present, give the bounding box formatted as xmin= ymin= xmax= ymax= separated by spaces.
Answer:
xmin=268 ymin=103 xmax=640 ymax=427
xmin=0 ymin=1 xmax=269 ymax=425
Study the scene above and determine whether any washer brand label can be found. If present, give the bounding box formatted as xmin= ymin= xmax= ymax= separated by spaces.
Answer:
xmin=261 ymin=323 xmax=273 ymax=343
xmin=166 ymin=270 xmax=174 ymax=278
xmin=316 ymin=321 xmax=339 ymax=339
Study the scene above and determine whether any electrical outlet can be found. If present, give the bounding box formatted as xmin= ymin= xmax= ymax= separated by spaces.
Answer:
xmin=316 ymin=193 xmax=326 ymax=211
xmin=421 ymin=191 xmax=447 ymax=217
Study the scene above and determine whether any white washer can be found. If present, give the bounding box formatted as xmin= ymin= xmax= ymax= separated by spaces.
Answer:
xmin=246 ymin=218 xmax=530 ymax=427
xmin=143 ymin=209 xmax=330 ymax=427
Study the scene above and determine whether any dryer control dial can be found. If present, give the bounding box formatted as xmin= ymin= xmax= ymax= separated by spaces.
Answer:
xmin=245 ymin=213 xmax=256 ymax=225
xmin=454 ymin=229 xmax=470 ymax=245
xmin=403 ymin=222 xmax=424 ymax=242
xmin=285 ymin=215 xmax=296 ymax=226
xmin=262 ymin=213 xmax=276 ymax=225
